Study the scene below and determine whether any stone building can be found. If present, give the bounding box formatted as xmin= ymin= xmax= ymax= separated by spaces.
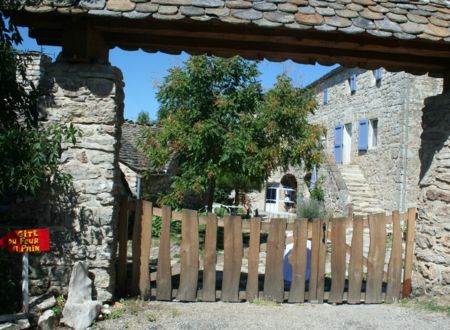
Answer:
xmin=119 ymin=122 xmax=150 ymax=198
xmin=118 ymin=122 xmax=178 ymax=204
xmin=253 ymin=67 xmax=443 ymax=218
xmin=309 ymin=67 xmax=443 ymax=216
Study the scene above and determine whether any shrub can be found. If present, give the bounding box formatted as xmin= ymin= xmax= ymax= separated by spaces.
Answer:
xmin=297 ymin=198 xmax=328 ymax=219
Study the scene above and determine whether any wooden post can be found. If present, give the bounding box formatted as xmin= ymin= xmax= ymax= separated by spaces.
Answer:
xmin=222 ymin=216 xmax=243 ymax=302
xmin=62 ymin=21 xmax=109 ymax=63
xmin=366 ymin=213 xmax=387 ymax=304
xmin=316 ymin=219 xmax=327 ymax=303
xmin=246 ymin=217 xmax=261 ymax=301
xmin=386 ymin=211 xmax=403 ymax=303
xmin=348 ymin=216 xmax=364 ymax=304
xmin=117 ymin=196 xmax=129 ymax=297
xmin=156 ymin=206 xmax=172 ymax=301
xmin=177 ymin=209 xmax=199 ymax=302
xmin=402 ymin=207 xmax=416 ymax=298
xmin=263 ymin=218 xmax=287 ymax=303
xmin=138 ymin=201 xmax=153 ymax=300
xmin=202 ymin=213 xmax=218 ymax=302
xmin=131 ymin=200 xmax=142 ymax=296
xmin=329 ymin=218 xmax=347 ymax=304
xmin=22 ymin=253 xmax=29 ymax=314
xmin=288 ymin=219 xmax=308 ymax=303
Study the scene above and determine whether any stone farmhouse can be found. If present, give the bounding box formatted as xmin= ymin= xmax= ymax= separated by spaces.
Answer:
xmin=311 ymin=67 xmax=443 ymax=216
xmin=253 ymin=68 xmax=443 ymax=218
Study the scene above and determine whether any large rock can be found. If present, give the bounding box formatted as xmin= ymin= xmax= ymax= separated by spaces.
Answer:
xmin=30 ymin=295 xmax=56 ymax=313
xmin=61 ymin=262 xmax=101 ymax=330
xmin=38 ymin=310 xmax=57 ymax=330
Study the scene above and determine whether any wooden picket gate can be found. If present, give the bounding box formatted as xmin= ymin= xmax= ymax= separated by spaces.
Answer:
xmin=116 ymin=197 xmax=416 ymax=304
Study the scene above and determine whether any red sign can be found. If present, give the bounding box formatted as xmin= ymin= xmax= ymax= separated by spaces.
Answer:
xmin=0 ymin=228 xmax=50 ymax=253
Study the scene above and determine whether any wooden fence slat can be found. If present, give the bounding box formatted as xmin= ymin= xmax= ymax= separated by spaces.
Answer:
xmin=386 ymin=211 xmax=402 ymax=303
xmin=263 ymin=218 xmax=287 ymax=303
xmin=177 ymin=209 xmax=199 ymax=301
xmin=288 ymin=219 xmax=308 ymax=303
xmin=329 ymin=218 xmax=347 ymax=304
xmin=309 ymin=220 xmax=320 ymax=302
xmin=138 ymin=201 xmax=153 ymax=299
xmin=156 ymin=205 xmax=172 ymax=301
xmin=222 ymin=216 xmax=243 ymax=302
xmin=317 ymin=219 xmax=327 ymax=303
xmin=131 ymin=199 xmax=142 ymax=296
xmin=202 ymin=213 xmax=218 ymax=302
xmin=348 ymin=216 xmax=364 ymax=304
xmin=366 ymin=213 xmax=386 ymax=304
xmin=246 ymin=217 xmax=261 ymax=302
xmin=402 ymin=207 xmax=416 ymax=298
xmin=117 ymin=196 xmax=129 ymax=297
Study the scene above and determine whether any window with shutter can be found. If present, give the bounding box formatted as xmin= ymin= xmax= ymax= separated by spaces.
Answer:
xmin=358 ymin=119 xmax=369 ymax=151
xmin=369 ymin=119 xmax=378 ymax=148
xmin=334 ymin=124 xmax=343 ymax=164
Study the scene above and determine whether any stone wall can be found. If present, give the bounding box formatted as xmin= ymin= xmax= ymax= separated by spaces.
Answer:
xmin=414 ymin=93 xmax=450 ymax=296
xmin=5 ymin=54 xmax=124 ymax=302
xmin=309 ymin=68 xmax=442 ymax=213
xmin=317 ymin=158 xmax=351 ymax=217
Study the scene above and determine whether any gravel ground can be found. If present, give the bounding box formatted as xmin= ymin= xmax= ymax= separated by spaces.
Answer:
xmin=94 ymin=300 xmax=450 ymax=330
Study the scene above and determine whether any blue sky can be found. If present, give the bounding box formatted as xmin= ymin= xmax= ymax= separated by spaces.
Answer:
xmin=17 ymin=27 xmax=337 ymax=121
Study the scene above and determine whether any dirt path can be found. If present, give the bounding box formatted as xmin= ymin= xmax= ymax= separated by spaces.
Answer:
xmin=95 ymin=300 xmax=450 ymax=330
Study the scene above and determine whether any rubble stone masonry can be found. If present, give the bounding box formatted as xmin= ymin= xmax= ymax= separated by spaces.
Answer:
xmin=9 ymin=54 xmax=124 ymax=302
xmin=415 ymin=93 xmax=450 ymax=296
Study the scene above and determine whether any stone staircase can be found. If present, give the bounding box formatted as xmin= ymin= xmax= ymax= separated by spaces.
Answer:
xmin=338 ymin=164 xmax=385 ymax=216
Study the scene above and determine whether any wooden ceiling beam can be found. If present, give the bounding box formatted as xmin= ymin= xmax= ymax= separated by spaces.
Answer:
xmin=104 ymin=33 xmax=449 ymax=74
xmin=14 ymin=12 xmax=450 ymax=75
xmin=96 ymin=23 xmax=450 ymax=60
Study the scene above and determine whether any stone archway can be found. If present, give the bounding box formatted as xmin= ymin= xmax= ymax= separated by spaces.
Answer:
xmin=280 ymin=173 xmax=298 ymax=212
xmin=6 ymin=0 xmax=450 ymax=299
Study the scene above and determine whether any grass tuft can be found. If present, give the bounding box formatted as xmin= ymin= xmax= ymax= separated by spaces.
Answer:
xmin=399 ymin=298 xmax=450 ymax=317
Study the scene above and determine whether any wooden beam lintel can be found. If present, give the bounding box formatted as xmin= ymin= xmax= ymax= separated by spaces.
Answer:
xmin=107 ymin=37 xmax=447 ymax=75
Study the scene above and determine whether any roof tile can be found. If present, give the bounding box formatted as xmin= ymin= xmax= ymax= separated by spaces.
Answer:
xmin=324 ymin=15 xmax=352 ymax=27
xmin=106 ymin=0 xmax=135 ymax=11
xmin=13 ymin=0 xmax=450 ymax=45
xmin=407 ymin=13 xmax=429 ymax=24
xmin=295 ymin=12 xmax=324 ymax=25
xmin=361 ymin=8 xmax=384 ymax=20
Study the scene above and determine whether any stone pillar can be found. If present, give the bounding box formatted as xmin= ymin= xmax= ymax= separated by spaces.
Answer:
xmin=31 ymin=58 xmax=124 ymax=302
xmin=414 ymin=92 xmax=450 ymax=296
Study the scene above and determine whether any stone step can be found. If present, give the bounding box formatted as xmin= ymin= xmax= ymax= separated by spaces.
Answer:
xmin=338 ymin=164 xmax=385 ymax=216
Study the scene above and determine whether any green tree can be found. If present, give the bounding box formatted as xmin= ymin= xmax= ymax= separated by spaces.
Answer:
xmin=139 ymin=55 xmax=322 ymax=211
xmin=136 ymin=110 xmax=151 ymax=125
xmin=0 ymin=7 xmax=80 ymax=199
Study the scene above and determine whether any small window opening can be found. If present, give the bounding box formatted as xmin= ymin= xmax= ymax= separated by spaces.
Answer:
xmin=369 ymin=119 xmax=378 ymax=149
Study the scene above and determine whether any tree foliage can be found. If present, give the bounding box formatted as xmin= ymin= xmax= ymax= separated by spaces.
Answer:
xmin=139 ymin=55 xmax=322 ymax=210
xmin=136 ymin=110 xmax=151 ymax=125
xmin=0 ymin=8 xmax=80 ymax=199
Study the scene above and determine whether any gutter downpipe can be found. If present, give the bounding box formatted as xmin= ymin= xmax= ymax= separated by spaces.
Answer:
xmin=399 ymin=74 xmax=411 ymax=213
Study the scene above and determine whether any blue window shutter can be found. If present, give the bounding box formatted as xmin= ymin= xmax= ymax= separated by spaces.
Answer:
xmin=334 ymin=124 xmax=343 ymax=164
xmin=358 ymin=119 xmax=369 ymax=151
xmin=323 ymin=88 xmax=328 ymax=105
xmin=350 ymin=74 xmax=357 ymax=93
xmin=374 ymin=69 xmax=382 ymax=81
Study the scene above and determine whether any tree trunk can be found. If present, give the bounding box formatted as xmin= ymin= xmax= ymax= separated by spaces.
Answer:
xmin=206 ymin=179 xmax=215 ymax=212
xmin=234 ymin=187 xmax=240 ymax=206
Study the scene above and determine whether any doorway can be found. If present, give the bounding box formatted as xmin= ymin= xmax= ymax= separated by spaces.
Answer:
xmin=343 ymin=123 xmax=352 ymax=164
